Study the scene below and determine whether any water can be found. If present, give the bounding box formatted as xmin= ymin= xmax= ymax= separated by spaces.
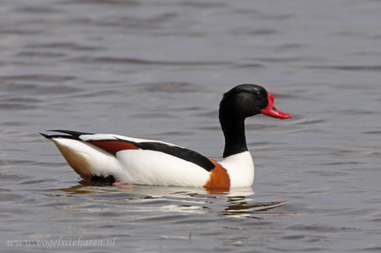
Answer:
xmin=1 ymin=0 xmax=381 ymax=252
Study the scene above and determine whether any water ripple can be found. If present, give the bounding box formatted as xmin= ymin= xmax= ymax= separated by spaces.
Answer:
xmin=66 ymin=56 xmax=233 ymax=66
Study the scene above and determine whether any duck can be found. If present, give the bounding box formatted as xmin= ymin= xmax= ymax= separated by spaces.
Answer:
xmin=41 ymin=84 xmax=291 ymax=189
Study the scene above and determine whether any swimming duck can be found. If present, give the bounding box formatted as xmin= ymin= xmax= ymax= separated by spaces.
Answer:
xmin=41 ymin=84 xmax=291 ymax=189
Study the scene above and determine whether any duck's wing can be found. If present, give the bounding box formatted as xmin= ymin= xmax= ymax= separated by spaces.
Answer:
xmin=41 ymin=130 xmax=215 ymax=172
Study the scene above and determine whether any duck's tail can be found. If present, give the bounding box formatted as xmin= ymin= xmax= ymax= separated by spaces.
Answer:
xmin=41 ymin=130 xmax=120 ymax=183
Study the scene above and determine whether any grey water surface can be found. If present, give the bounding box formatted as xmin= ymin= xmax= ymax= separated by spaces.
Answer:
xmin=1 ymin=0 xmax=381 ymax=252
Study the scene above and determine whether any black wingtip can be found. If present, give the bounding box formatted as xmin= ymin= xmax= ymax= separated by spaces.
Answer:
xmin=40 ymin=132 xmax=52 ymax=139
xmin=47 ymin=130 xmax=94 ymax=137
xmin=40 ymin=130 xmax=91 ymax=140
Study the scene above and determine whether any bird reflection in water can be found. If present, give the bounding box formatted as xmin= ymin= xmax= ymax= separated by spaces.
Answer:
xmin=55 ymin=182 xmax=286 ymax=219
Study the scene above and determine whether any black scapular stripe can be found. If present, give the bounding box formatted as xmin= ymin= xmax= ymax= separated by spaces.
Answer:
xmin=134 ymin=141 xmax=215 ymax=172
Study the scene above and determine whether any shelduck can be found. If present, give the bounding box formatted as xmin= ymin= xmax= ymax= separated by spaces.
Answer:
xmin=41 ymin=84 xmax=291 ymax=189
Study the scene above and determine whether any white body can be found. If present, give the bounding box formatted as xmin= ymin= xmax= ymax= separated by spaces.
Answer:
xmin=51 ymin=134 xmax=255 ymax=188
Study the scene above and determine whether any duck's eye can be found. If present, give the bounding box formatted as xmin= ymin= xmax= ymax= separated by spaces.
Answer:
xmin=255 ymin=92 xmax=262 ymax=98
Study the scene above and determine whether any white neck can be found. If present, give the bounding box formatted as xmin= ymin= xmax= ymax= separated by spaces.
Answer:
xmin=220 ymin=151 xmax=254 ymax=187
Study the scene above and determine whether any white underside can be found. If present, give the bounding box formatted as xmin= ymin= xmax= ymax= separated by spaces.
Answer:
xmin=116 ymin=150 xmax=210 ymax=187
xmin=51 ymin=135 xmax=255 ymax=188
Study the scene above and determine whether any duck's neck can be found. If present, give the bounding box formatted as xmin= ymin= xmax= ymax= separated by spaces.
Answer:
xmin=220 ymin=115 xmax=248 ymax=158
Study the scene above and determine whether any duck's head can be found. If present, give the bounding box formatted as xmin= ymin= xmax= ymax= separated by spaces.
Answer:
xmin=219 ymin=84 xmax=292 ymax=120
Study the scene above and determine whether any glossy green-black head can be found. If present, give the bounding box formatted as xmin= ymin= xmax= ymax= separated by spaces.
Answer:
xmin=220 ymin=84 xmax=267 ymax=119
xmin=219 ymin=84 xmax=292 ymax=157
xmin=219 ymin=84 xmax=292 ymax=120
